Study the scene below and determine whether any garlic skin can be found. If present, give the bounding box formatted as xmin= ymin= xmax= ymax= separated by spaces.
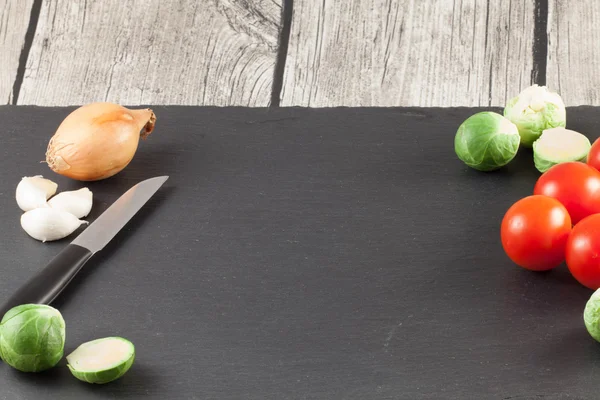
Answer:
xmin=21 ymin=208 xmax=88 ymax=242
xmin=16 ymin=175 xmax=58 ymax=212
xmin=48 ymin=188 xmax=93 ymax=218
xmin=45 ymin=102 xmax=156 ymax=181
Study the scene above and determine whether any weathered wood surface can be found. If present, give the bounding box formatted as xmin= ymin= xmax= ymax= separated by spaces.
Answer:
xmin=281 ymin=0 xmax=537 ymax=107
xmin=16 ymin=0 xmax=281 ymax=106
xmin=0 ymin=0 xmax=34 ymax=104
xmin=547 ymin=1 xmax=599 ymax=106
xmin=3 ymin=0 xmax=600 ymax=106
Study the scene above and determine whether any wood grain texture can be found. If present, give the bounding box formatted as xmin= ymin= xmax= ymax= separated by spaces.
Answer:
xmin=0 ymin=0 xmax=34 ymax=104
xmin=547 ymin=1 xmax=600 ymax=105
xmin=282 ymin=0 xmax=537 ymax=107
xmin=17 ymin=0 xmax=281 ymax=106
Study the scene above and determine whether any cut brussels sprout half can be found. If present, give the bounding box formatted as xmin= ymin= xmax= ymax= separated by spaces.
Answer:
xmin=533 ymin=127 xmax=591 ymax=173
xmin=504 ymin=84 xmax=566 ymax=147
xmin=67 ymin=337 xmax=135 ymax=384
xmin=0 ymin=304 xmax=66 ymax=372
xmin=585 ymin=288 xmax=600 ymax=342
xmin=454 ymin=111 xmax=520 ymax=171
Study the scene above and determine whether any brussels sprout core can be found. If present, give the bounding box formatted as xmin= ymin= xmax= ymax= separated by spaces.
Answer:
xmin=533 ymin=127 xmax=591 ymax=173
xmin=67 ymin=337 xmax=135 ymax=384
xmin=504 ymin=84 xmax=567 ymax=147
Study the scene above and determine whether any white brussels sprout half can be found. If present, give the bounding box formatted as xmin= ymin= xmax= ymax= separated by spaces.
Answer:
xmin=504 ymin=84 xmax=566 ymax=147
xmin=0 ymin=304 xmax=66 ymax=372
xmin=454 ymin=111 xmax=520 ymax=171
xmin=533 ymin=127 xmax=591 ymax=173
xmin=67 ymin=337 xmax=135 ymax=384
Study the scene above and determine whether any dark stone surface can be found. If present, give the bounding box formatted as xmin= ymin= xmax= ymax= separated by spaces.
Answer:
xmin=0 ymin=106 xmax=597 ymax=399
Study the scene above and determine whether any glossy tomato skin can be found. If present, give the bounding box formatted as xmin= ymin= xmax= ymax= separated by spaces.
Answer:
xmin=533 ymin=161 xmax=600 ymax=224
xmin=587 ymin=138 xmax=600 ymax=171
xmin=566 ymin=214 xmax=600 ymax=289
xmin=501 ymin=195 xmax=572 ymax=271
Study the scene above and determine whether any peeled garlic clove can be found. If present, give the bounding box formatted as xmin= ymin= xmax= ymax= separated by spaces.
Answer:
xmin=48 ymin=187 xmax=93 ymax=218
xmin=21 ymin=208 xmax=88 ymax=242
xmin=16 ymin=175 xmax=58 ymax=211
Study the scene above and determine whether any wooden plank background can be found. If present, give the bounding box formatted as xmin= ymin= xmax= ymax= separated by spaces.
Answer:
xmin=282 ymin=0 xmax=535 ymax=107
xmin=17 ymin=0 xmax=281 ymax=106
xmin=0 ymin=0 xmax=34 ymax=104
xmin=0 ymin=0 xmax=595 ymax=106
xmin=547 ymin=0 xmax=600 ymax=106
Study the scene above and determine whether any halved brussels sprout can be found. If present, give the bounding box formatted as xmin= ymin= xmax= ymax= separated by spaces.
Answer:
xmin=0 ymin=304 xmax=66 ymax=372
xmin=533 ymin=127 xmax=591 ymax=173
xmin=585 ymin=288 xmax=600 ymax=342
xmin=67 ymin=337 xmax=135 ymax=384
xmin=454 ymin=111 xmax=520 ymax=171
xmin=504 ymin=85 xmax=566 ymax=147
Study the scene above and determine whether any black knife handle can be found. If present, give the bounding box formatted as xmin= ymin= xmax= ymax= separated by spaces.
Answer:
xmin=0 ymin=244 xmax=93 ymax=318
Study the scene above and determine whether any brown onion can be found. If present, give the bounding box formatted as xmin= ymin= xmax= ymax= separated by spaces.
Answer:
xmin=45 ymin=102 xmax=156 ymax=181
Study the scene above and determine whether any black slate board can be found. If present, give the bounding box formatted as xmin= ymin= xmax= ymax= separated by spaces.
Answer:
xmin=0 ymin=106 xmax=598 ymax=399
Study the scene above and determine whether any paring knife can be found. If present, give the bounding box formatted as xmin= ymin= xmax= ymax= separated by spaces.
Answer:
xmin=0 ymin=176 xmax=169 ymax=317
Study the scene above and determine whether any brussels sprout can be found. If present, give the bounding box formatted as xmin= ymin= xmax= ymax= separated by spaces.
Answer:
xmin=0 ymin=304 xmax=65 ymax=372
xmin=584 ymin=288 xmax=600 ymax=342
xmin=67 ymin=337 xmax=135 ymax=384
xmin=504 ymin=84 xmax=567 ymax=147
xmin=454 ymin=111 xmax=520 ymax=171
xmin=533 ymin=127 xmax=591 ymax=173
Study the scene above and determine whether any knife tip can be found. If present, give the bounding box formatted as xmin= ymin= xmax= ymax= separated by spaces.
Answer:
xmin=142 ymin=175 xmax=169 ymax=187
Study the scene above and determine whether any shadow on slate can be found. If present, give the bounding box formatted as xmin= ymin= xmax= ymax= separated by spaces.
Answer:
xmin=0 ymin=106 xmax=598 ymax=399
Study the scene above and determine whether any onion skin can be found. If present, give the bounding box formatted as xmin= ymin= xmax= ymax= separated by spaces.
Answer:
xmin=45 ymin=102 xmax=156 ymax=181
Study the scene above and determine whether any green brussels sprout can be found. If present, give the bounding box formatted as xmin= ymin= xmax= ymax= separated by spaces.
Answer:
xmin=0 ymin=304 xmax=66 ymax=372
xmin=584 ymin=288 xmax=600 ymax=342
xmin=504 ymin=84 xmax=567 ymax=147
xmin=67 ymin=337 xmax=135 ymax=384
xmin=533 ymin=127 xmax=591 ymax=173
xmin=454 ymin=111 xmax=520 ymax=171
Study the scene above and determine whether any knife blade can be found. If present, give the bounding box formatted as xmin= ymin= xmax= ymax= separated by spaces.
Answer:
xmin=0 ymin=176 xmax=168 ymax=316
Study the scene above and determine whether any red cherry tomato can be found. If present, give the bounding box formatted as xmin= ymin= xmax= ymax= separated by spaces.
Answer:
xmin=501 ymin=195 xmax=572 ymax=271
xmin=566 ymin=214 xmax=600 ymax=289
xmin=587 ymin=138 xmax=600 ymax=171
xmin=533 ymin=162 xmax=600 ymax=224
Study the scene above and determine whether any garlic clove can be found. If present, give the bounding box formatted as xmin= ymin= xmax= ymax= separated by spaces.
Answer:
xmin=16 ymin=175 xmax=58 ymax=211
xmin=48 ymin=187 xmax=93 ymax=218
xmin=21 ymin=208 xmax=88 ymax=242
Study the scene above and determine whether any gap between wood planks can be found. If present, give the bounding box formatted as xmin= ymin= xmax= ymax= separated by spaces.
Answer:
xmin=270 ymin=0 xmax=294 ymax=107
xmin=10 ymin=0 xmax=41 ymax=105
xmin=532 ymin=0 xmax=548 ymax=86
